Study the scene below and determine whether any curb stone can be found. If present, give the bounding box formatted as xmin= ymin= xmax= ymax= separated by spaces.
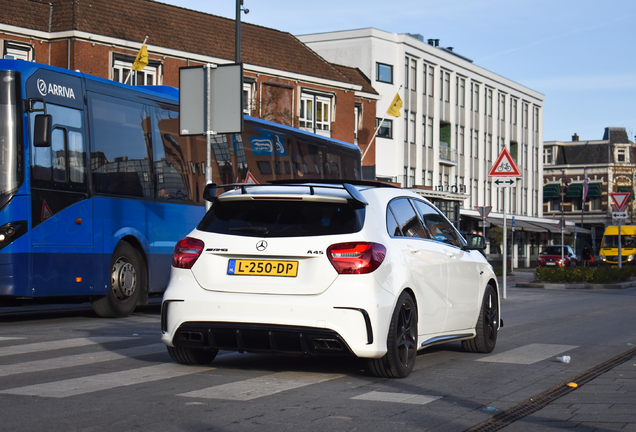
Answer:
xmin=515 ymin=281 xmax=636 ymax=290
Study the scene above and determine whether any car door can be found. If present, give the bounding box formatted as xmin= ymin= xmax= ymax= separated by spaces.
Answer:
xmin=386 ymin=197 xmax=448 ymax=335
xmin=412 ymin=200 xmax=482 ymax=332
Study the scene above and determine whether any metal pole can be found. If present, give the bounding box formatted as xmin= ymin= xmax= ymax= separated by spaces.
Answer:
xmin=619 ymin=219 xmax=623 ymax=269
xmin=204 ymin=64 xmax=214 ymax=211
xmin=503 ymin=191 xmax=507 ymax=300
xmin=235 ymin=0 xmax=243 ymax=63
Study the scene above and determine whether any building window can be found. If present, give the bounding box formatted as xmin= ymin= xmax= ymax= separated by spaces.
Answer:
xmin=440 ymin=70 xmax=450 ymax=102
xmin=3 ymin=42 xmax=33 ymax=61
xmin=617 ymin=149 xmax=626 ymax=162
xmin=376 ymin=62 xmax=393 ymax=84
xmin=243 ymin=82 xmax=253 ymax=114
xmin=300 ymin=93 xmax=331 ymax=133
xmin=543 ymin=146 xmax=554 ymax=164
xmin=354 ymin=103 xmax=362 ymax=144
xmin=376 ymin=118 xmax=393 ymax=139
xmin=589 ymin=196 xmax=602 ymax=211
xmin=112 ymin=56 xmax=158 ymax=85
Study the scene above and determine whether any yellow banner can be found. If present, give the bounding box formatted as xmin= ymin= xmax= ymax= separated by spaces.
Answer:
xmin=132 ymin=45 xmax=148 ymax=72
xmin=386 ymin=92 xmax=403 ymax=117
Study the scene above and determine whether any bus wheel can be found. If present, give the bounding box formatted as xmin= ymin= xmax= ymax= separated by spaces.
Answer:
xmin=92 ymin=242 xmax=145 ymax=318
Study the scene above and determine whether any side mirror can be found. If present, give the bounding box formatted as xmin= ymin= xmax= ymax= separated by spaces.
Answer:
xmin=33 ymin=114 xmax=52 ymax=147
xmin=466 ymin=234 xmax=486 ymax=250
xmin=203 ymin=183 xmax=218 ymax=202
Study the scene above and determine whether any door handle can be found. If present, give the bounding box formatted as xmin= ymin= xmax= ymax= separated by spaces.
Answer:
xmin=445 ymin=251 xmax=457 ymax=259
xmin=407 ymin=245 xmax=420 ymax=254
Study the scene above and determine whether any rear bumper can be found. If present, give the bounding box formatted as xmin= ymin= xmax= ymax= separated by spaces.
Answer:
xmin=161 ymin=267 xmax=397 ymax=359
xmin=166 ymin=321 xmax=356 ymax=356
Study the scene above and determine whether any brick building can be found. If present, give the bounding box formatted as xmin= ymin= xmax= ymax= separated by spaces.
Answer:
xmin=0 ymin=0 xmax=378 ymax=168
xmin=543 ymin=127 xmax=636 ymax=253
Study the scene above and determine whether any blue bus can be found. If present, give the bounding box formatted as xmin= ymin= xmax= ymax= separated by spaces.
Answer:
xmin=0 ymin=59 xmax=361 ymax=317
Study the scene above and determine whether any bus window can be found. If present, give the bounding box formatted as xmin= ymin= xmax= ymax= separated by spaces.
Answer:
xmin=89 ymin=93 xmax=152 ymax=199
xmin=153 ymin=105 xmax=205 ymax=203
xmin=30 ymin=103 xmax=86 ymax=191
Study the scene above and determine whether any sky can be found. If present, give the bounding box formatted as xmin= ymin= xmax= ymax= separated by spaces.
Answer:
xmin=161 ymin=0 xmax=636 ymax=142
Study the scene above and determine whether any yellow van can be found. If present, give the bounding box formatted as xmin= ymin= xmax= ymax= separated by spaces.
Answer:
xmin=599 ymin=225 xmax=636 ymax=266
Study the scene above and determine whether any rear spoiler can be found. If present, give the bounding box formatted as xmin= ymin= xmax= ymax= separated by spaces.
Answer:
xmin=203 ymin=182 xmax=370 ymax=207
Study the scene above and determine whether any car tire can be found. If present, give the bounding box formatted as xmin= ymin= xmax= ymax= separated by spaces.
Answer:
xmin=91 ymin=242 xmax=145 ymax=318
xmin=367 ymin=291 xmax=418 ymax=378
xmin=462 ymin=284 xmax=498 ymax=353
xmin=167 ymin=346 xmax=218 ymax=365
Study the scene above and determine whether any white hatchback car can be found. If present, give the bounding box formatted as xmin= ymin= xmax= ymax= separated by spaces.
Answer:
xmin=161 ymin=180 xmax=500 ymax=378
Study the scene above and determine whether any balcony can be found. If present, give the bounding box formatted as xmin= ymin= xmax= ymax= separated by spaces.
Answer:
xmin=439 ymin=142 xmax=457 ymax=165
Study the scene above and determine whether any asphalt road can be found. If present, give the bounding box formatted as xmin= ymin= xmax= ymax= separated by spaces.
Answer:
xmin=1 ymin=283 xmax=635 ymax=432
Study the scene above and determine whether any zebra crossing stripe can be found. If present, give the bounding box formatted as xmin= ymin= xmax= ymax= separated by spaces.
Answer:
xmin=178 ymin=371 xmax=343 ymax=401
xmin=352 ymin=391 xmax=442 ymax=405
xmin=0 ymin=337 xmax=135 ymax=358
xmin=476 ymin=343 xmax=578 ymax=364
xmin=0 ymin=343 xmax=166 ymax=378
xmin=0 ymin=364 xmax=213 ymax=398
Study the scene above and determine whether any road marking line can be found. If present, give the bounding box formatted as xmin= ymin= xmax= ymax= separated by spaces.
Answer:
xmin=0 ymin=337 xmax=26 ymax=341
xmin=0 ymin=364 xmax=213 ymax=398
xmin=0 ymin=343 xmax=166 ymax=377
xmin=0 ymin=337 xmax=135 ymax=358
xmin=178 ymin=371 xmax=343 ymax=401
xmin=477 ymin=343 xmax=578 ymax=364
xmin=352 ymin=391 xmax=442 ymax=405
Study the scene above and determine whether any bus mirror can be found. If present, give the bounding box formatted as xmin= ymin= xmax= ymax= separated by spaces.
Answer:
xmin=203 ymin=183 xmax=219 ymax=202
xmin=33 ymin=114 xmax=52 ymax=147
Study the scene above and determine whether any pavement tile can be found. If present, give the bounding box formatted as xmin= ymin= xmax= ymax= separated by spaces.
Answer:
xmin=574 ymin=423 xmax=627 ymax=431
xmin=500 ymin=419 xmax=582 ymax=431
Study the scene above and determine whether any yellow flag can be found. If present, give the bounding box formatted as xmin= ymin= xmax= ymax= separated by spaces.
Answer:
xmin=132 ymin=44 xmax=148 ymax=72
xmin=387 ymin=92 xmax=403 ymax=117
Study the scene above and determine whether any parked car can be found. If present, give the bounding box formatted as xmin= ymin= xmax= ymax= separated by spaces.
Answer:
xmin=537 ymin=245 xmax=578 ymax=267
xmin=161 ymin=180 xmax=500 ymax=378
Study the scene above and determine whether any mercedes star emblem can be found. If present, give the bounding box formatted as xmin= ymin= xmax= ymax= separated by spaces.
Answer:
xmin=256 ymin=240 xmax=268 ymax=251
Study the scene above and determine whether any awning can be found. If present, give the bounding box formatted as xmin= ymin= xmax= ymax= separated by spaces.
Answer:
xmin=463 ymin=212 xmax=591 ymax=234
xmin=587 ymin=182 xmax=602 ymax=197
xmin=543 ymin=183 xmax=561 ymax=198
xmin=566 ymin=182 xmax=603 ymax=197
xmin=566 ymin=183 xmax=583 ymax=197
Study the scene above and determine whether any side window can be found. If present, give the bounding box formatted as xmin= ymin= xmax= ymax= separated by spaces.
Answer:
xmin=387 ymin=198 xmax=428 ymax=238
xmin=30 ymin=103 xmax=86 ymax=191
xmin=412 ymin=199 xmax=461 ymax=247
xmin=89 ymin=93 xmax=153 ymax=198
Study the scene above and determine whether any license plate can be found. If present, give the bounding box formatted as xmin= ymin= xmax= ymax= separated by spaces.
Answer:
xmin=546 ymin=262 xmax=556 ymax=266
xmin=228 ymin=259 xmax=298 ymax=277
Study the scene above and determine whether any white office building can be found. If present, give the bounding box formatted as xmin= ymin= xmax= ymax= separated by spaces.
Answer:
xmin=299 ymin=28 xmax=545 ymax=222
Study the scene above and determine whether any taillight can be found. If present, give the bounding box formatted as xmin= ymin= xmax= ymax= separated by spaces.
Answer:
xmin=172 ymin=237 xmax=204 ymax=269
xmin=327 ymin=242 xmax=386 ymax=274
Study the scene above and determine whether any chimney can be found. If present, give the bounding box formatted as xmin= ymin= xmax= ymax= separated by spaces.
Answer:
xmin=427 ymin=39 xmax=435 ymax=46
xmin=434 ymin=39 xmax=440 ymax=47
xmin=572 ymin=133 xmax=579 ymax=142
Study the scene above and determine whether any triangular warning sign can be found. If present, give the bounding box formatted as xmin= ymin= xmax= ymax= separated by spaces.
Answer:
xmin=610 ymin=192 xmax=630 ymax=212
xmin=244 ymin=171 xmax=259 ymax=184
xmin=41 ymin=200 xmax=53 ymax=221
xmin=488 ymin=147 xmax=522 ymax=177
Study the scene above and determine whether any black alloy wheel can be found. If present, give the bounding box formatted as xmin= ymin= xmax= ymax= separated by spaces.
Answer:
xmin=462 ymin=284 xmax=498 ymax=353
xmin=368 ymin=291 xmax=418 ymax=378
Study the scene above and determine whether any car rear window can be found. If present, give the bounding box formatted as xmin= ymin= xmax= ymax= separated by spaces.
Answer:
xmin=197 ymin=199 xmax=365 ymax=237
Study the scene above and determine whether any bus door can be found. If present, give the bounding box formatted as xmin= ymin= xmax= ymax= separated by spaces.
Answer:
xmin=26 ymin=71 xmax=94 ymax=297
